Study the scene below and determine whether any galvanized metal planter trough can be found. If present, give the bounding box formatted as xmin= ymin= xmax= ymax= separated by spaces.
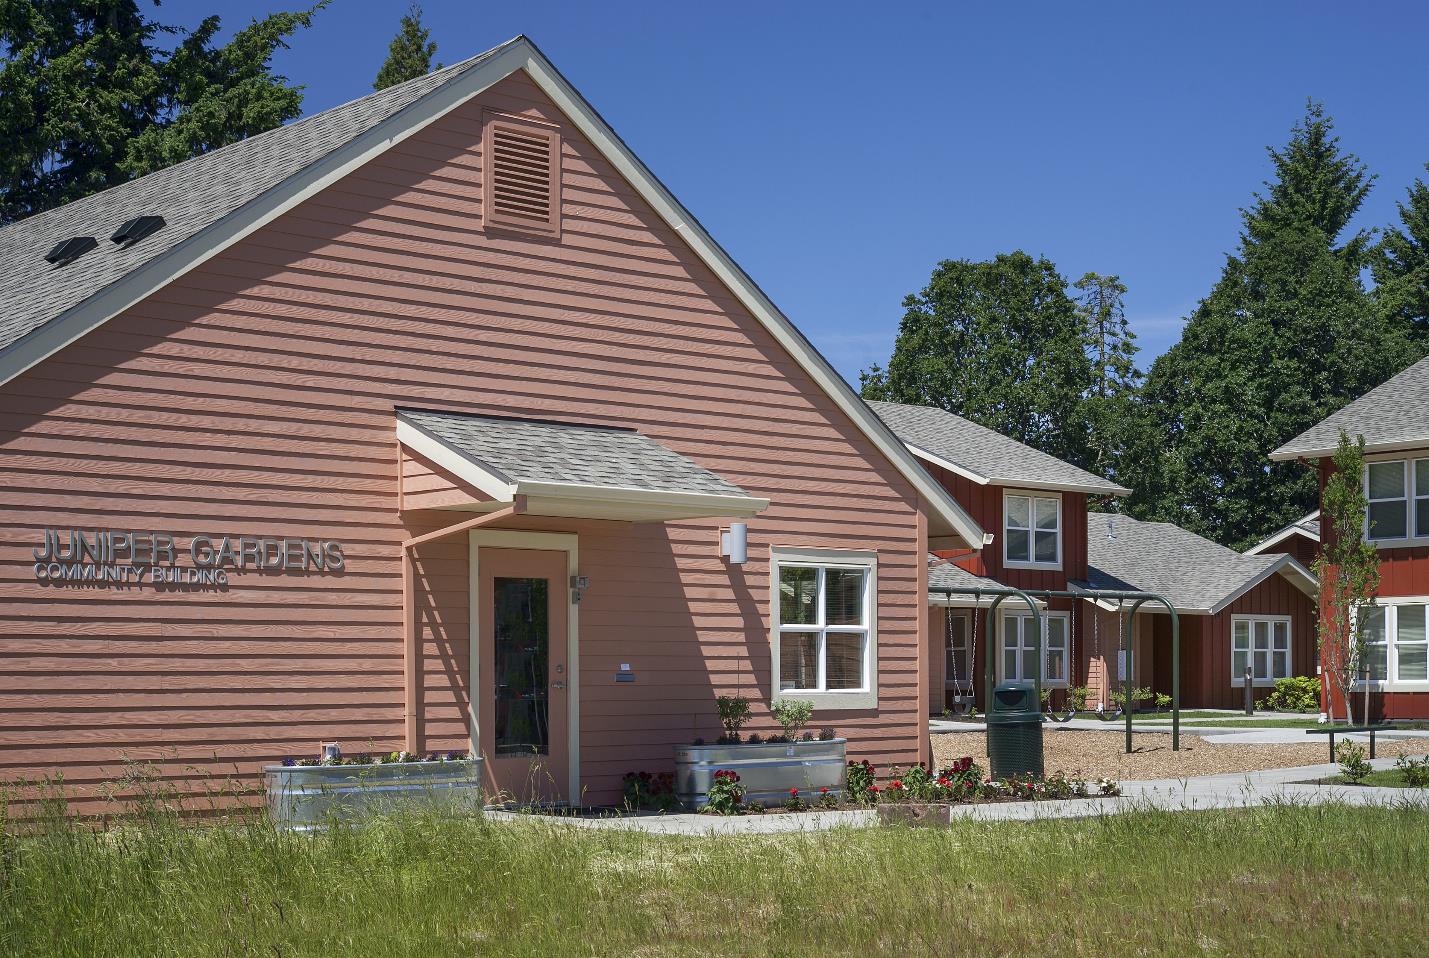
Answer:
xmin=674 ymin=739 xmax=846 ymax=809
xmin=265 ymin=758 xmax=485 ymax=830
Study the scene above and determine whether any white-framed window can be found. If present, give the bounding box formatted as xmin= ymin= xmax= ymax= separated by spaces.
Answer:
xmin=998 ymin=611 xmax=1069 ymax=686
xmin=1003 ymin=491 xmax=1061 ymax=569
xmin=1357 ymin=600 xmax=1429 ymax=688
xmin=771 ymin=547 xmax=878 ymax=710
xmin=1366 ymin=460 xmax=1409 ymax=541
xmin=945 ymin=611 xmax=972 ymax=691
xmin=1417 ymin=460 xmax=1429 ymax=539
xmin=1231 ymin=615 xmax=1292 ymax=686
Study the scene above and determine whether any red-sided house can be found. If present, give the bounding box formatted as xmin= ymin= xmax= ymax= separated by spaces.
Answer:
xmin=868 ymin=402 xmax=1128 ymax=713
xmin=1272 ymin=355 xmax=1429 ymax=719
xmin=0 ymin=38 xmax=987 ymax=811
xmin=1083 ymin=514 xmax=1319 ymax=709
xmin=1244 ymin=511 xmax=1320 ymax=568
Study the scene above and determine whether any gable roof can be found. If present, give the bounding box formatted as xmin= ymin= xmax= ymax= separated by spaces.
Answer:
xmin=869 ymin=401 xmax=1129 ymax=496
xmin=0 ymin=36 xmax=984 ymax=549
xmin=1272 ymin=355 xmax=1429 ymax=460
xmin=1081 ymin=513 xmax=1316 ymax=614
xmin=1243 ymin=511 xmax=1320 ymax=557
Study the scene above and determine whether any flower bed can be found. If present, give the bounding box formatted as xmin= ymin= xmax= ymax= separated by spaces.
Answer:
xmin=695 ymin=756 xmax=1120 ymax=817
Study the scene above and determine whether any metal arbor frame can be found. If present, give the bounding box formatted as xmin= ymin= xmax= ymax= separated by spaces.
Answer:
xmin=930 ymin=585 xmax=1183 ymax=752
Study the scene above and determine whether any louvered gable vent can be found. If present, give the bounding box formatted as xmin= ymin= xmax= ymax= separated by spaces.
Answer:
xmin=484 ymin=115 xmax=561 ymax=236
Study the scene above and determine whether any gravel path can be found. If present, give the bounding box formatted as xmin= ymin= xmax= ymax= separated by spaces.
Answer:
xmin=931 ymin=729 xmax=1429 ymax=780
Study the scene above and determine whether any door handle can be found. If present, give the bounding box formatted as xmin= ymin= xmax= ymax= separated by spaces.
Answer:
xmin=553 ymin=680 xmax=566 ymax=690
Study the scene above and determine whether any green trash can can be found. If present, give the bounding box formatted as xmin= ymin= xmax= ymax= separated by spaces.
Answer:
xmin=986 ymin=680 xmax=1044 ymax=780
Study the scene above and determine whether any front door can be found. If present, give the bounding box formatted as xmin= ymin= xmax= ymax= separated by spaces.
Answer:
xmin=477 ymin=548 xmax=568 ymax=804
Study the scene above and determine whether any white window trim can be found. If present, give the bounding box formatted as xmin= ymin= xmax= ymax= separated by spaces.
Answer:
xmin=1362 ymin=454 xmax=1429 ymax=548
xmin=770 ymin=546 xmax=878 ymax=710
xmin=945 ymin=611 xmax=972 ymax=692
xmin=1002 ymin=489 xmax=1062 ymax=571
xmin=1353 ymin=597 xmax=1429 ymax=693
xmin=1230 ymin=614 xmax=1292 ymax=687
xmin=997 ymin=611 xmax=1070 ymax=687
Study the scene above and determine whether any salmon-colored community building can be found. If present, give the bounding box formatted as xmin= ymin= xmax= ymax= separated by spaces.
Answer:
xmin=0 ymin=38 xmax=1355 ymax=814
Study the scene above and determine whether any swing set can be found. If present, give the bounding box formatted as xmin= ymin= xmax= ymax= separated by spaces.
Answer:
xmin=932 ymin=583 xmax=1183 ymax=753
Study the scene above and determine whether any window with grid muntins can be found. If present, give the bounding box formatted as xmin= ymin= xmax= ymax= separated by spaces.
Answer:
xmin=484 ymin=117 xmax=561 ymax=235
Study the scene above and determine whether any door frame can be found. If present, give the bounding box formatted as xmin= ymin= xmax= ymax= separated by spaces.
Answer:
xmin=468 ymin=530 xmax=580 ymax=802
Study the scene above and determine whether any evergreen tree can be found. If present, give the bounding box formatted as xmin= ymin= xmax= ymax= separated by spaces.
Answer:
xmin=1074 ymin=272 xmax=1140 ymax=487
xmin=0 ymin=1 xmax=324 ymax=224
xmin=861 ymin=251 xmax=1096 ymax=469
xmin=1124 ymin=103 xmax=1416 ymax=548
xmin=374 ymin=3 xmax=438 ymax=91
xmin=1373 ymin=165 xmax=1429 ymax=338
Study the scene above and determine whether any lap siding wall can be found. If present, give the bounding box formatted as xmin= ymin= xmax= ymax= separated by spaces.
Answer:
xmin=0 ymin=70 xmax=927 ymax=811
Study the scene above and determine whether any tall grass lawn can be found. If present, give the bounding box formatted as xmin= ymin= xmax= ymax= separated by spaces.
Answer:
xmin=2 ymin=803 xmax=1426 ymax=957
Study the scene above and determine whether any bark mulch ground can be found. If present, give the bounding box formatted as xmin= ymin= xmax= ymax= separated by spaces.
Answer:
xmin=930 ymin=728 xmax=1429 ymax=781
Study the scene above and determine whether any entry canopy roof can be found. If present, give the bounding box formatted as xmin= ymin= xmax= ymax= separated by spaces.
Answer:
xmin=396 ymin=408 xmax=770 ymax=522
xmin=927 ymin=555 xmax=1045 ymax=608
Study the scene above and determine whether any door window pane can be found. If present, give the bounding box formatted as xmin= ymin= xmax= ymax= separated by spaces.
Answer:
xmin=779 ymin=632 xmax=819 ymax=690
xmin=493 ymin=577 xmax=549 ymax=756
xmin=825 ymin=634 xmax=864 ymax=689
xmin=779 ymin=567 xmax=819 ymax=624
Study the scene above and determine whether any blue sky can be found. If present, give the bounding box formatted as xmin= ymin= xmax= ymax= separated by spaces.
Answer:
xmin=178 ymin=1 xmax=1429 ymax=383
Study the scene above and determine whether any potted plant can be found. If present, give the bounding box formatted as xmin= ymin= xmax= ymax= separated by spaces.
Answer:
xmin=674 ymin=696 xmax=845 ymax=809
xmin=265 ymin=748 xmax=484 ymax=830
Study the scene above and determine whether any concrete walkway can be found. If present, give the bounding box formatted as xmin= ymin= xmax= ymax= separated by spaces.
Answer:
xmin=487 ymin=757 xmax=1427 ymax=835
xmin=930 ymin=715 xmax=1429 ymax=746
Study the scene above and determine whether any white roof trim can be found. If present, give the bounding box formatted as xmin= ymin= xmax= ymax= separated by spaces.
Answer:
xmin=906 ymin=444 xmax=1129 ymax=496
xmin=1244 ymin=518 xmax=1320 ymax=557
xmin=1207 ymin=556 xmax=1319 ymax=615
xmin=1271 ymin=436 xmax=1429 ymax=461
xmin=0 ymin=37 xmax=983 ymax=550
xmin=396 ymin=418 xmax=514 ymax=502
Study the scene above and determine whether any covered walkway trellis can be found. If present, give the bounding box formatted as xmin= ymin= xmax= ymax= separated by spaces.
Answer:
xmin=930 ymin=583 xmax=1183 ymax=752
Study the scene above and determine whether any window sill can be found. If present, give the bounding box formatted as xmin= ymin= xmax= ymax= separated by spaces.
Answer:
xmin=774 ymin=690 xmax=877 ymax=711
xmin=1369 ymin=537 xmax=1429 ymax=551
xmin=1231 ymin=679 xmax=1282 ymax=688
xmin=1003 ymin=560 xmax=1063 ymax=572
xmin=1351 ymin=681 xmax=1429 ymax=693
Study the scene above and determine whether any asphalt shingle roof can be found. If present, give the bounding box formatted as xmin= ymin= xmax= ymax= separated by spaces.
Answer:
xmin=927 ymin=556 xmax=1007 ymax=595
xmin=869 ymin=401 xmax=1128 ymax=495
xmin=0 ymin=42 xmax=513 ymax=359
xmin=1080 ymin=513 xmax=1310 ymax=613
xmin=397 ymin=408 xmax=753 ymax=498
xmin=1273 ymin=356 xmax=1429 ymax=459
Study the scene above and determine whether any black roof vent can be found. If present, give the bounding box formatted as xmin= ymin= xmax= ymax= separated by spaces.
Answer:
xmin=111 ymin=215 xmax=166 ymax=246
xmin=44 ymin=235 xmax=98 ymax=266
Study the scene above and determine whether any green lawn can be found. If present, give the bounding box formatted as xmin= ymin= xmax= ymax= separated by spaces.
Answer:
xmin=1320 ymin=768 xmax=1429 ymax=788
xmin=3 ymin=803 xmax=1427 ymax=956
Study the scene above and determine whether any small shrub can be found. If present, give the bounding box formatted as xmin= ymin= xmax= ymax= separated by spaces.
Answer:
xmin=746 ymin=733 xmax=762 ymax=744
xmin=782 ymin=788 xmax=805 ymax=811
xmin=621 ymin=771 xmax=680 ymax=812
xmin=1337 ymin=740 xmax=1372 ymax=783
xmin=817 ymin=786 xmax=838 ymax=809
xmin=1262 ymin=676 xmax=1321 ymax=713
xmin=1096 ymin=777 xmax=1121 ymax=797
xmin=1134 ymin=687 xmax=1155 ymax=706
xmin=770 ymin=698 xmax=815 ymax=740
xmin=1155 ymin=692 xmax=1172 ymax=712
xmin=818 ymin=727 xmax=836 ymax=741
xmin=846 ymin=759 xmax=876 ymax=804
xmin=1395 ymin=754 xmax=1429 ymax=788
xmin=716 ymin=695 xmax=752 ymax=742
xmin=1068 ymin=686 xmax=1090 ymax=711
xmin=703 ymin=769 xmax=745 ymax=815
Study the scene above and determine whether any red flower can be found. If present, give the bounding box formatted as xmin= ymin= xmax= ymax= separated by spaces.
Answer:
xmin=869 ymin=784 xmax=881 ymax=793
xmin=789 ymin=788 xmax=799 ymax=796
xmin=820 ymin=787 xmax=829 ymax=794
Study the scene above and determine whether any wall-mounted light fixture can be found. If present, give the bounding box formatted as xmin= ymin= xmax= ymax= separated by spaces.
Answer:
xmin=720 ymin=522 xmax=748 ymax=565
xmin=570 ymin=575 xmax=589 ymax=604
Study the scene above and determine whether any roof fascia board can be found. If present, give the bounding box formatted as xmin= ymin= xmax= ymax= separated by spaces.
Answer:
xmin=517 ymin=47 xmax=985 ymax=550
xmin=905 ymin=444 xmax=988 ymax=486
xmin=515 ymin=479 xmax=769 ymax=517
xmin=1207 ymin=556 xmax=1318 ymax=615
xmin=1271 ymin=437 xmax=1429 ymax=461
xmin=395 ymin=418 xmax=518 ymax=502
xmin=0 ymin=40 xmax=529 ymax=390
xmin=1244 ymin=524 xmax=1318 ymax=556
